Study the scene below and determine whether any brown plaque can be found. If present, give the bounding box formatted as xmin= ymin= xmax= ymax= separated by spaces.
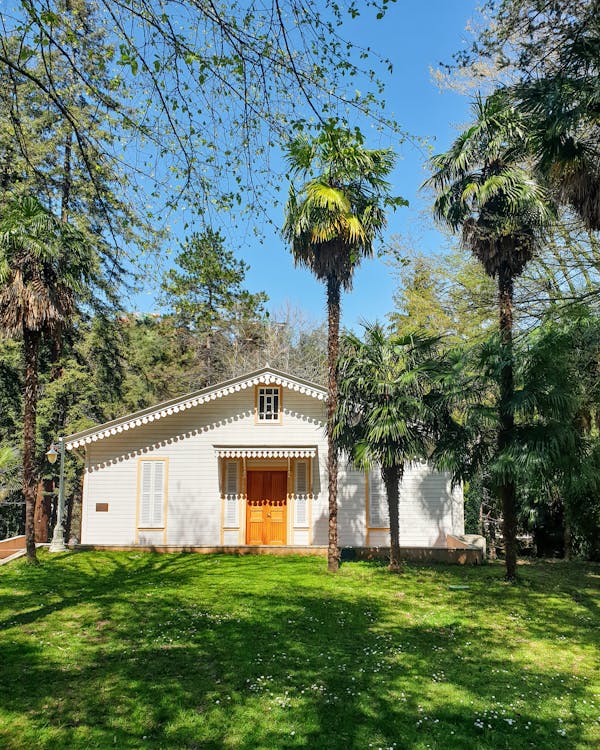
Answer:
xmin=96 ymin=503 xmax=109 ymax=512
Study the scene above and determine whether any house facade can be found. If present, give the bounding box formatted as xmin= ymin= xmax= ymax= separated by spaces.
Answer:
xmin=65 ymin=367 xmax=466 ymax=552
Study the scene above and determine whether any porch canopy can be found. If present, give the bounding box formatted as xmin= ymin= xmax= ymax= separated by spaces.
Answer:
xmin=214 ymin=446 xmax=317 ymax=459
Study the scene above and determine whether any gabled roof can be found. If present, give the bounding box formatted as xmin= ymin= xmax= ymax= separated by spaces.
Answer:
xmin=65 ymin=366 xmax=327 ymax=451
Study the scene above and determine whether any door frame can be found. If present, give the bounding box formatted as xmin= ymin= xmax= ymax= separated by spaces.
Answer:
xmin=219 ymin=456 xmax=312 ymax=546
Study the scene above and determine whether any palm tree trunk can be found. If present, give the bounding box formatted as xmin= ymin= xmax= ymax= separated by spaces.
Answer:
xmin=326 ymin=276 xmax=340 ymax=572
xmin=498 ymin=264 xmax=518 ymax=582
xmin=382 ymin=464 xmax=402 ymax=572
xmin=34 ymin=132 xmax=71 ymax=542
xmin=33 ymin=334 xmax=64 ymax=538
xmin=23 ymin=327 xmax=41 ymax=562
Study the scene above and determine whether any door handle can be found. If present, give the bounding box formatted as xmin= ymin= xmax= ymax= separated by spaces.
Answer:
xmin=267 ymin=513 xmax=271 ymax=517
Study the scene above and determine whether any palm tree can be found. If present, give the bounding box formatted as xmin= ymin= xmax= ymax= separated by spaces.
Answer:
xmin=507 ymin=74 xmax=599 ymax=232
xmin=334 ymin=324 xmax=446 ymax=571
xmin=0 ymin=195 xmax=93 ymax=561
xmin=283 ymin=124 xmax=401 ymax=571
xmin=425 ymin=94 xmax=557 ymax=581
xmin=508 ymin=6 xmax=600 ymax=232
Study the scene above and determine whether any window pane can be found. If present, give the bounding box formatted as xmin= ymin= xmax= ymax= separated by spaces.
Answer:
xmin=258 ymin=387 xmax=280 ymax=420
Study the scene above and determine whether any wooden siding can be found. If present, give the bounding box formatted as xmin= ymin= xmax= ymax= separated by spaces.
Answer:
xmin=338 ymin=462 xmax=367 ymax=547
xmin=82 ymin=387 xmax=465 ymax=548
xmin=83 ymin=388 xmax=328 ymax=546
xmin=366 ymin=462 xmax=464 ymax=547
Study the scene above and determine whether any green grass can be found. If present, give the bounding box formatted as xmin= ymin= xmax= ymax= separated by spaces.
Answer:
xmin=0 ymin=552 xmax=598 ymax=749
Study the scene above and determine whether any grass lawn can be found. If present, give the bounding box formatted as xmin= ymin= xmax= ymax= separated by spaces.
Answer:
xmin=0 ymin=552 xmax=598 ymax=749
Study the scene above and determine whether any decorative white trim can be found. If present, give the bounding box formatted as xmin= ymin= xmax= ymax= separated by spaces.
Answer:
xmin=65 ymin=370 xmax=326 ymax=451
xmin=214 ymin=447 xmax=317 ymax=459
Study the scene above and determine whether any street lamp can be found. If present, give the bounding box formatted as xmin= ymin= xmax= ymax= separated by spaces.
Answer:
xmin=46 ymin=437 xmax=66 ymax=552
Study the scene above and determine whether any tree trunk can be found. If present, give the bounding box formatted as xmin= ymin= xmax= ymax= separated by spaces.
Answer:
xmin=23 ymin=327 xmax=41 ymax=562
xmin=61 ymin=129 xmax=72 ymax=224
xmin=326 ymin=277 xmax=341 ymax=572
xmin=36 ymin=332 xmax=65 ymax=537
xmin=498 ymin=264 xmax=518 ymax=582
xmin=65 ymin=493 xmax=74 ymax=543
xmin=563 ymin=510 xmax=572 ymax=561
xmin=34 ymin=478 xmax=53 ymax=543
xmin=382 ymin=464 xmax=403 ymax=572
xmin=206 ymin=332 xmax=212 ymax=385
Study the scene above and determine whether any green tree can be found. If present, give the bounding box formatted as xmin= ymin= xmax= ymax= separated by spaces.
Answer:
xmin=1 ymin=0 xmax=402 ymax=228
xmin=283 ymin=125 xmax=402 ymax=572
xmin=0 ymin=444 xmax=22 ymax=540
xmin=437 ymin=2 xmax=600 ymax=324
xmin=0 ymin=446 xmax=19 ymax=499
xmin=0 ymin=13 xmax=148 ymax=540
xmin=334 ymin=324 xmax=447 ymax=571
xmin=161 ymin=229 xmax=268 ymax=386
xmin=434 ymin=325 xmax=584 ymax=564
xmin=0 ymin=195 xmax=94 ymax=560
xmin=448 ymin=0 xmax=600 ymax=231
xmin=426 ymin=94 xmax=557 ymax=581
xmin=518 ymin=312 xmax=600 ymax=560
xmin=0 ymin=17 xmax=154 ymax=266
xmin=517 ymin=222 xmax=600 ymax=322
xmin=388 ymin=244 xmax=497 ymax=344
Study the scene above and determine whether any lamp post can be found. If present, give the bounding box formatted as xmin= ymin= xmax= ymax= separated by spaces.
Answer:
xmin=46 ymin=437 xmax=67 ymax=552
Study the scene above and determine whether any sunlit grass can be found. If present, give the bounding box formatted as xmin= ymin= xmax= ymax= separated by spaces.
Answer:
xmin=0 ymin=552 xmax=598 ymax=749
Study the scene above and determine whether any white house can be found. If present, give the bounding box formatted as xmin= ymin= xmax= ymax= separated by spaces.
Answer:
xmin=65 ymin=366 xmax=473 ymax=557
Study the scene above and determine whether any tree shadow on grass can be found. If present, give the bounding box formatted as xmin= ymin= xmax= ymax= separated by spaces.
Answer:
xmin=0 ymin=550 xmax=211 ymax=629
xmin=0 ymin=553 xmax=598 ymax=749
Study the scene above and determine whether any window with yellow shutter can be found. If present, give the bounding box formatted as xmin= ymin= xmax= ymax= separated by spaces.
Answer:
xmin=224 ymin=460 xmax=239 ymax=527
xmin=139 ymin=460 xmax=166 ymax=528
xmin=294 ymin=460 xmax=309 ymax=527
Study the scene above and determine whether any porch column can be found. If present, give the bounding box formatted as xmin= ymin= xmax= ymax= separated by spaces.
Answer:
xmin=240 ymin=457 xmax=247 ymax=545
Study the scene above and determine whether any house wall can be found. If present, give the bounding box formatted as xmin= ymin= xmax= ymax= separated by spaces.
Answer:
xmin=81 ymin=386 xmax=464 ymax=548
xmin=336 ymin=463 xmax=368 ymax=547
xmin=366 ymin=462 xmax=464 ymax=547
xmin=82 ymin=388 xmax=328 ymax=546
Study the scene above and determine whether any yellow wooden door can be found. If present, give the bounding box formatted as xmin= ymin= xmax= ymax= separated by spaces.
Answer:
xmin=246 ymin=471 xmax=265 ymax=545
xmin=246 ymin=471 xmax=287 ymax=545
xmin=266 ymin=471 xmax=287 ymax=545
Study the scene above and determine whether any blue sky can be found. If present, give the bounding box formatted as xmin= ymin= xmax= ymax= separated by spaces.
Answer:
xmin=133 ymin=0 xmax=481 ymax=330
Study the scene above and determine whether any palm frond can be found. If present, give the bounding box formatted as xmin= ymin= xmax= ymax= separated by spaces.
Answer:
xmin=283 ymin=127 xmax=401 ymax=289
xmin=0 ymin=195 xmax=95 ymax=337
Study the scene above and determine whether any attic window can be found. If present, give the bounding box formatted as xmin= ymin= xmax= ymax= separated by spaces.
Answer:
xmin=257 ymin=386 xmax=281 ymax=421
